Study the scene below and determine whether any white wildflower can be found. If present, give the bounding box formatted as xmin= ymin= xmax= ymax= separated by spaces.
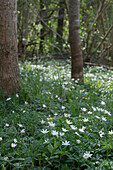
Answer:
xmin=6 ymin=97 xmax=11 ymax=101
xmin=70 ymin=125 xmax=77 ymax=130
xmin=95 ymin=116 xmax=100 ymax=119
xmin=41 ymin=120 xmax=46 ymax=124
xmin=25 ymin=101 xmax=28 ymax=104
xmin=4 ymin=157 xmax=8 ymax=161
xmin=75 ymin=80 xmax=78 ymax=83
xmin=102 ymin=117 xmax=107 ymax=121
xmin=5 ymin=123 xmax=9 ymax=127
xmin=18 ymin=123 xmax=23 ymax=127
xmin=21 ymin=129 xmax=25 ymax=133
xmin=64 ymin=113 xmax=71 ymax=117
xmin=99 ymin=130 xmax=104 ymax=138
xmin=76 ymin=139 xmax=81 ymax=144
xmin=75 ymin=132 xmax=81 ymax=136
xmin=14 ymin=139 xmax=17 ymax=143
xmin=60 ymin=132 xmax=65 ymax=136
xmin=83 ymin=118 xmax=89 ymax=122
xmin=43 ymin=104 xmax=46 ymax=108
xmin=66 ymin=119 xmax=72 ymax=124
xmin=0 ymin=137 xmax=2 ymax=141
xmin=16 ymin=94 xmax=19 ymax=98
xmin=81 ymin=108 xmax=87 ymax=112
xmin=88 ymin=111 xmax=92 ymax=114
xmin=62 ymin=128 xmax=68 ymax=132
xmin=51 ymin=130 xmax=58 ymax=137
xmin=43 ymin=139 xmax=49 ymax=144
xmin=41 ymin=129 xmax=49 ymax=134
xmin=61 ymin=106 xmax=65 ymax=109
xmin=83 ymin=151 xmax=92 ymax=159
xmin=104 ymin=110 xmax=111 ymax=116
xmin=101 ymin=101 xmax=105 ymax=105
xmin=62 ymin=140 xmax=70 ymax=146
xmin=108 ymin=130 xmax=113 ymax=135
xmin=79 ymin=126 xmax=86 ymax=133
xmin=48 ymin=122 xmax=55 ymax=127
xmin=92 ymin=106 xmax=96 ymax=111
xmin=11 ymin=143 xmax=17 ymax=148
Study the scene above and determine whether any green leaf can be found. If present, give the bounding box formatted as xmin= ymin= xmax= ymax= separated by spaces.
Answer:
xmin=103 ymin=142 xmax=109 ymax=149
xmin=33 ymin=22 xmax=35 ymax=27
xmin=54 ymin=139 xmax=58 ymax=149
xmin=18 ymin=11 xmax=20 ymax=14
xmin=50 ymin=155 xmax=59 ymax=159
xmin=109 ymin=142 xmax=112 ymax=149
xmin=47 ymin=143 xmax=54 ymax=154
xmin=42 ymin=153 xmax=46 ymax=157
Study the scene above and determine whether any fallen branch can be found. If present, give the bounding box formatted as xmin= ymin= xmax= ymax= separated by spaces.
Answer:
xmin=84 ymin=62 xmax=113 ymax=70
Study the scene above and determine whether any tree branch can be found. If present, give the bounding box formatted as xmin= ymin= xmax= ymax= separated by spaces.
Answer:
xmin=96 ymin=25 xmax=113 ymax=50
xmin=24 ymin=0 xmax=66 ymax=43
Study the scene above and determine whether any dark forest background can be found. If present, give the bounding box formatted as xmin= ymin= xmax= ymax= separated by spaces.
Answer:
xmin=17 ymin=0 xmax=113 ymax=66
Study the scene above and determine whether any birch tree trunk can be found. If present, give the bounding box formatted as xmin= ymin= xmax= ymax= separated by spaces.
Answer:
xmin=69 ymin=0 xmax=84 ymax=82
xmin=0 ymin=0 xmax=21 ymax=95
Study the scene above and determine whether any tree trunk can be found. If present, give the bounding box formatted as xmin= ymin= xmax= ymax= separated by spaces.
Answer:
xmin=111 ymin=26 xmax=113 ymax=66
xmin=0 ymin=0 xmax=21 ymax=95
xmin=56 ymin=0 xmax=65 ymax=51
xmin=69 ymin=0 xmax=84 ymax=82
xmin=39 ymin=0 xmax=45 ymax=55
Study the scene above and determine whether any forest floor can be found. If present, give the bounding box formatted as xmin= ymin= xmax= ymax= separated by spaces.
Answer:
xmin=1 ymin=60 xmax=113 ymax=169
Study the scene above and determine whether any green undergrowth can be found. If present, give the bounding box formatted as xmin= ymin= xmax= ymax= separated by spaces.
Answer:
xmin=0 ymin=61 xmax=113 ymax=169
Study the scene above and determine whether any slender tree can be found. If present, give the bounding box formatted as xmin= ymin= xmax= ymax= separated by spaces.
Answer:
xmin=56 ymin=0 xmax=65 ymax=51
xmin=39 ymin=0 xmax=45 ymax=55
xmin=69 ymin=0 xmax=84 ymax=82
xmin=0 ymin=0 xmax=21 ymax=95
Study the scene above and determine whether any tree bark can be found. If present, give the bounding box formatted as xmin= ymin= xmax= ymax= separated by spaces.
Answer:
xmin=111 ymin=25 xmax=113 ymax=66
xmin=39 ymin=0 xmax=45 ymax=55
xmin=0 ymin=0 xmax=21 ymax=95
xmin=56 ymin=0 xmax=65 ymax=51
xmin=69 ymin=0 xmax=84 ymax=82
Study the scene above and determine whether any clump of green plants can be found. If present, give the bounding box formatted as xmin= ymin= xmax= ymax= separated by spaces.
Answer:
xmin=1 ymin=62 xmax=113 ymax=169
